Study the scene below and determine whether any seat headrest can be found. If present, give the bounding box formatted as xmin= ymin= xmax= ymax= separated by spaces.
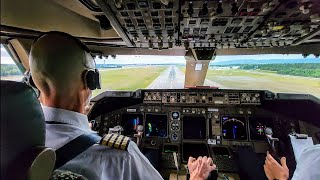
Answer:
xmin=1 ymin=80 xmax=46 ymax=179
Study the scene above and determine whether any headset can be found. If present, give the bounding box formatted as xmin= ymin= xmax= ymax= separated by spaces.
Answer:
xmin=26 ymin=31 xmax=101 ymax=91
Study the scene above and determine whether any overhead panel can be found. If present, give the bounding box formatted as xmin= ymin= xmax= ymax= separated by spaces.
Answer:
xmin=92 ymin=0 xmax=319 ymax=50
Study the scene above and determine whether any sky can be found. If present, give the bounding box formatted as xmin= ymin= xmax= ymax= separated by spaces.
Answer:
xmin=0 ymin=44 xmax=316 ymax=65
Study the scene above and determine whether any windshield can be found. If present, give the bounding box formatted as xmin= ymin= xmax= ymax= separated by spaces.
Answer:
xmin=92 ymin=54 xmax=320 ymax=98
xmin=1 ymin=45 xmax=319 ymax=98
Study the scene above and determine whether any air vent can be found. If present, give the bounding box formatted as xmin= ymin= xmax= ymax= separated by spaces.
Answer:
xmin=95 ymin=15 xmax=112 ymax=30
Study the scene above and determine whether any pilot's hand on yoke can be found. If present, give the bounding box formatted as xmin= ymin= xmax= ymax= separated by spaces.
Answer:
xmin=188 ymin=156 xmax=216 ymax=180
xmin=264 ymin=151 xmax=289 ymax=180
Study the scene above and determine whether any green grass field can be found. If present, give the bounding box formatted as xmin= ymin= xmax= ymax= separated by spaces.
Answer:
xmin=205 ymin=69 xmax=320 ymax=98
xmin=92 ymin=66 xmax=166 ymax=96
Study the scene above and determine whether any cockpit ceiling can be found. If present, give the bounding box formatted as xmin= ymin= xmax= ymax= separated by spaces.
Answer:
xmin=0 ymin=0 xmax=119 ymax=39
xmin=1 ymin=0 xmax=320 ymax=55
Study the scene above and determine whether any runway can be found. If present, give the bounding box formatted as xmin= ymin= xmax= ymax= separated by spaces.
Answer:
xmin=147 ymin=66 xmax=226 ymax=89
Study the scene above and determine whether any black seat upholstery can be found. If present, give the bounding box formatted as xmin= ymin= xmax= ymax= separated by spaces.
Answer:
xmin=1 ymin=80 xmax=55 ymax=180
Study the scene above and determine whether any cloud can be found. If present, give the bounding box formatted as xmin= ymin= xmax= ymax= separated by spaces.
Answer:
xmin=1 ymin=57 xmax=15 ymax=64
xmin=1 ymin=47 xmax=11 ymax=58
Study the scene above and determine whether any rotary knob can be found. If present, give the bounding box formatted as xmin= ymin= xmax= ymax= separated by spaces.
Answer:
xmin=171 ymin=133 xmax=179 ymax=141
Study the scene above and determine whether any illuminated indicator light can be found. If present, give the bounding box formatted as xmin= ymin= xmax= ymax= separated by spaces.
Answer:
xmin=272 ymin=26 xmax=284 ymax=30
xmin=148 ymin=123 xmax=152 ymax=133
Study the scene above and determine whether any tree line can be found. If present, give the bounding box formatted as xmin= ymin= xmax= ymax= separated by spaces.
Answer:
xmin=1 ymin=64 xmax=22 ymax=76
xmin=240 ymin=63 xmax=320 ymax=78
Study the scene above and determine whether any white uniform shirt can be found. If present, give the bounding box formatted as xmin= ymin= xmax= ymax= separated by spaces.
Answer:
xmin=43 ymin=106 xmax=163 ymax=180
xmin=292 ymin=144 xmax=320 ymax=180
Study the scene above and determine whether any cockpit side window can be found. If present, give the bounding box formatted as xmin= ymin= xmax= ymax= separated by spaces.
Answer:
xmin=1 ymin=44 xmax=23 ymax=81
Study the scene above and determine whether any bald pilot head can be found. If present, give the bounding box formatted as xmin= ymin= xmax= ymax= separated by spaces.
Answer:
xmin=29 ymin=32 xmax=96 ymax=113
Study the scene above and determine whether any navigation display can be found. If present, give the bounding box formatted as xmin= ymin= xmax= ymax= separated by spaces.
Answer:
xmin=121 ymin=114 xmax=143 ymax=135
xmin=183 ymin=116 xmax=206 ymax=139
xmin=222 ymin=116 xmax=247 ymax=140
xmin=145 ymin=114 xmax=168 ymax=137
xmin=249 ymin=117 xmax=274 ymax=141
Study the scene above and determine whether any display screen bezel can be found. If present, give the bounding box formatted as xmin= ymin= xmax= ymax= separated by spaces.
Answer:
xmin=182 ymin=115 xmax=207 ymax=140
xmin=221 ymin=115 xmax=248 ymax=141
xmin=144 ymin=113 xmax=168 ymax=138
xmin=248 ymin=116 xmax=275 ymax=141
xmin=121 ymin=113 xmax=144 ymax=136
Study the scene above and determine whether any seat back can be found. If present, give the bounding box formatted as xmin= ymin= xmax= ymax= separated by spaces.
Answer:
xmin=1 ymin=80 xmax=55 ymax=180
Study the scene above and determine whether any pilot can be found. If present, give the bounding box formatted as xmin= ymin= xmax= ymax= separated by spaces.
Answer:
xmin=264 ymin=144 xmax=320 ymax=180
xmin=29 ymin=31 xmax=216 ymax=180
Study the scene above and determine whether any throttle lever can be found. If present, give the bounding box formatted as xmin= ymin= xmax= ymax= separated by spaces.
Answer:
xmin=264 ymin=127 xmax=281 ymax=164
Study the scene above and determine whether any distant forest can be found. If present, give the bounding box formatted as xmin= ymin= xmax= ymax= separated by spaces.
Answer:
xmin=240 ymin=63 xmax=320 ymax=78
xmin=1 ymin=64 xmax=22 ymax=76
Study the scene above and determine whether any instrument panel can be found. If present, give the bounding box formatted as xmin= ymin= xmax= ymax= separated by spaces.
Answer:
xmin=91 ymin=89 xmax=296 ymax=172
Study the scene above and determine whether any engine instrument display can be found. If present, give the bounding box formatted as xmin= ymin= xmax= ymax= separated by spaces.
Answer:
xmin=121 ymin=114 xmax=143 ymax=135
xmin=183 ymin=116 xmax=206 ymax=139
xmin=145 ymin=114 xmax=168 ymax=137
xmin=249 ymin=117 xmax=274 ymax=141
xmin=222 ymin=116 xmax=247 ymax=140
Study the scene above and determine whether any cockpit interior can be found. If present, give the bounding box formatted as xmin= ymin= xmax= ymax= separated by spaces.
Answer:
xmin=1 ymin=0 xmax=320 ymax=180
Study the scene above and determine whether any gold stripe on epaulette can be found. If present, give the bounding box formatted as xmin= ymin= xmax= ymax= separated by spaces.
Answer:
xmin=121 ymin=136 xmax=130 ymax=150
xmin=101 ymin=134 xmax=113 ymax=146
xmin=114 ymin=135 xmax=125 ymax=148
xmin=108 ymin=134 xmax=119 ymax=147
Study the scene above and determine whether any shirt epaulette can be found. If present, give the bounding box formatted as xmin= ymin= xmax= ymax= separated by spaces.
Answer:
xmin=100 ymin=134 xmax=130 ymax=150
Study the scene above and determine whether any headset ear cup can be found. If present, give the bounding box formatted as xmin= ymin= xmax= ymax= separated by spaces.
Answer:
xmin=95 ymin=69 xmax=101 ymax=89
xmin=85 ymin=70 xmax=96 ymax=90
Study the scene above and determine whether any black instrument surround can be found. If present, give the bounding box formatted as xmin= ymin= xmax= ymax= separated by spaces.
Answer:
xmin=88 ymin=89 xmax=320 ymax=174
